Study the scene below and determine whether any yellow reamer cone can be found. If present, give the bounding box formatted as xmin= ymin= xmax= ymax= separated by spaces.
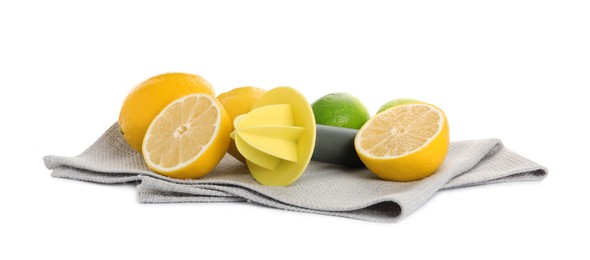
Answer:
xmin=230 ymin=87 xmax=316 ymax=186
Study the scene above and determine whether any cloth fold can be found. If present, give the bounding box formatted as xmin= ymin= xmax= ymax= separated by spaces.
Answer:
xmin=43 ymin=123 xmax=547 ymax=222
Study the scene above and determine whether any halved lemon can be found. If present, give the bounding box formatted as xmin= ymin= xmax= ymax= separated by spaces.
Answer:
xmin=142 ymin=94 xmax=231 ymax=179
xmin=119 ymin=72 xmax=215 ymax=152
xmin=354 ymin=103 xmax=450 ymax=182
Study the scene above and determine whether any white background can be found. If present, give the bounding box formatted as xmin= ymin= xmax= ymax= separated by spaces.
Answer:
xmin=1 ymin=0 xmax=589 ymax=259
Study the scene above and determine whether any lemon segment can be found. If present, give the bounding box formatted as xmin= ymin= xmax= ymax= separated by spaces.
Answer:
xmin=142 ymin=94 xmax=231 ymax=179
xmin=355 ymin=103 xmax=449 ymax=182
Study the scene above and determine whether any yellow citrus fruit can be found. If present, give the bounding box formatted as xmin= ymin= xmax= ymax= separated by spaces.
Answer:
xmin=355 ymin=103 xmax=450 ymax=181
xmin=217 ymin=86 xmax=266 ymax=163
xmin=119 ymin=72 xmax=215 ymax=152
xmin=142 ymin=94 xmax=231 ymax=179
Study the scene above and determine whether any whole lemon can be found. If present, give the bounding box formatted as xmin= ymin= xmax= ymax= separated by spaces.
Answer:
xmin=217 ymin=86 xmax=266 ymax=163
xmin=118 ymin=72 xmax=215 ymax=152
xmin=311 ymin=92 xmax=370 ymax=129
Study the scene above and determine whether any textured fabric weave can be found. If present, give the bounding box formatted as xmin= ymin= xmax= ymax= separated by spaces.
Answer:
xmin=43 ymin=123 xmax=547 ymax=222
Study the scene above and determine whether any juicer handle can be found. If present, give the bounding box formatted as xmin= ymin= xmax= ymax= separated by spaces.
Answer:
xmin=312 ymin=125 xmax=365 ymax=168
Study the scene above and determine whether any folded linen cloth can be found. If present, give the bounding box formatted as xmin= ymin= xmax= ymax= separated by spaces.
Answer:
xmin=43 ymin=123 xmax=547 ymax=222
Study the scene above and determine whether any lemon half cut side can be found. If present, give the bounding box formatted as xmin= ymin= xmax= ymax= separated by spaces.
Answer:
xmin=119 ymin=72 xmax=215 ymax=152
xmin=142 ymin=93 xmax=231 ymax=179
xmin=355 ymin=103 xmax=450 ymax=182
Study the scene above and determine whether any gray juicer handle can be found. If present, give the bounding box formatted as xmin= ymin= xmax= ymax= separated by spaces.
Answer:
xmin=312 ymin=125 xmax=365 ymax=168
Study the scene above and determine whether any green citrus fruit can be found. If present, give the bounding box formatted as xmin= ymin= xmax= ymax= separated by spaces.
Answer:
xmin=311 ymin=92 xmax=370 ymax=129
xmin=377 ymin=98 xmax=421 ymax=114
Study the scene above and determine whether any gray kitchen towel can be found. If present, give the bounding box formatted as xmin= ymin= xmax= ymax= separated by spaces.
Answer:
xmin=43 ymin=123 xmax=547 ymax=222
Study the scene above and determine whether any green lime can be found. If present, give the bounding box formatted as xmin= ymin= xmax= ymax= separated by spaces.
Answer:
xmin=377 ymin=98 xmax=421 ymax=114
xmin=311 ymin=92 xmax=370 ymax=129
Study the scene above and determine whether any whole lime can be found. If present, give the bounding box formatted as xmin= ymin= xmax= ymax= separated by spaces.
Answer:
xmin=377 ymin=98 xmax=421 ymax=114
xmin=311 ymin=92 xmax=370 ymax=129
